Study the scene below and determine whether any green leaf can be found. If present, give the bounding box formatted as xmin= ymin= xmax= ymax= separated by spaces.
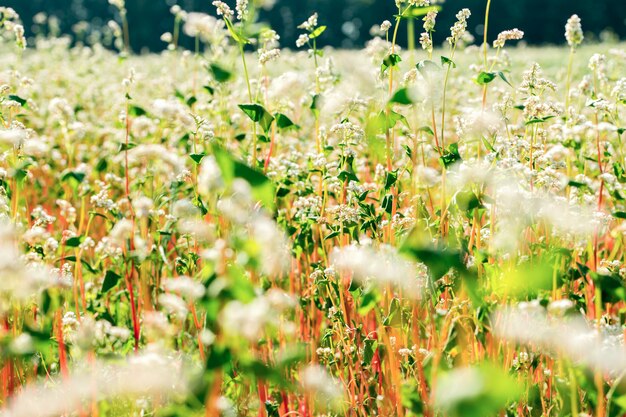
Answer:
xmin=61 ymin=171 xmax=86 ymax=185
xmin=363 ymin=339 xmax=378 ymax=365
xmin=476 ymin=71 xmax=497 ymax=85
xmin=418 ymin=126 xmax=434 ymax=136
xmin=400 ymin=227 xmax=466 ymax=281
xmin=65 ymin=236 xmax=83 ymax=248
xmin=381 ymin=193 xmax=394 ymax=214
xmin=129 ymin=104 xmax=148 ymax=117
xmin=593 ymin=272 xmax=626 ymax=303
xmin=224 ymin=17 xmax=249 ymax=44
xmin=40 ymin=289 xmax=58 ymax=315
xmin=568 ymin=180 xmax=587 ymax=188
xmin=481 ymin=136 xmax=496 ymax=152
xmin=440 ymin=55 xmax=456 ymax=68
xmin=338 ymin=170 xmax=359 ymax=183
xmin=497 ymin=71 xmax=513 ymax=87
xmin=309 ymin=25 xmax=326 ymax=39
xmin=8 ymin=95 xmax=27 ymax=107
xmin=186 ymin=96 xmax=197 ymax=108
xmin=614 ymin=162 xmax=626 ymax=183
xmin=102 ymin=270 xmax=122 ymax=294
xmin=494 ymin=259 xmax=555 ymax=298
xmin=212 ymin=145 xmax=276 ymax=211
xmin=385 ymin=170 xmax=398 ymax=190
xmin=95 ymin=158 xmax=108 ymax=173
xmin=13 ymin=168 xmax=27 ymax=185
xmin=401 ymin=382 xmax=424 ymax=415
xmin=190 ymin=153 xmax=206 ymax=165
xmin=454 ymin=190 xmax=482 ymax=212
xmin=208 ymin=63 xmax=233 ymax=83
xmin=358 ymin=286 xmax=381 ymax=315
xmin=192 ymin=195 xmax=208 ymax=215
xmin=226 ymin=265 xmax=256 ymax=303
xmin=310 ymin=94 xmax=321 ymax=116
xmin=119 ymin=142 xmax=137 ymax=152
xmin=389 ymin=87 xmax=415 ymax=106
xmin=377 ymin=109 xmax=409 ymax=131
xmin=274 ymin=113 xmax=298 ymax=130
xmin=525 ymin=115 xmax=555 ymax=125
xmin=613 ymin=211 xmax=626 ymax=219
xmin=383 ymin=297 xmax=402 ymax=327
xmin=206 ymin=345 xmax=232 ymax=370
xmin=613 ymin=394 xmax=626 ymax=412
xmin=402 ymin=144 xmax=413 ymax=160
xmin=434 ymin=363 xmax=522 ymax=417
xmin=381 ymin=53 xmax=402 ymax=75
xmin=439 ymin=142 xmax=462 ymax=168
xmin=238 ymin=103 xmax=275 ymax=133
xmin=416 ymin=59 xmax=440 ymax=78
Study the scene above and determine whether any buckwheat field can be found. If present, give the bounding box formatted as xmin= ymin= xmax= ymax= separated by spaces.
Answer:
xmin=0 ymin=0 xmax=626 ymax=416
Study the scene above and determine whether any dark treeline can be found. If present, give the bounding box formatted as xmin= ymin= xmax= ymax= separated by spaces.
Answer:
xmin=4 ymin=0 xmax=626 ymax=52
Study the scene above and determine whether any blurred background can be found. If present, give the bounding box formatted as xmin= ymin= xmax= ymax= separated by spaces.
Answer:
xmin=4 ymin=0 xmax=626 ymax=52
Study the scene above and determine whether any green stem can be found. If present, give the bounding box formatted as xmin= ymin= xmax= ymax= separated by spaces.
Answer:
xmin=482 ymin=0 xmax=492 ymax=68
xmin=239 ymin=44 xmax=253 ymax=102
xmin=407 ymin=17 xmax=415 ymax=61
xmin=440 ymin=53 xmax=454 ymax=150
xmin=565 ymin=47 xmax=575 ymax=119
xmin=239 ymin=43 xmax=257 ymax=162
xmin=121 ymin=9 xmax=130 ymax=55
xmin=568 ymin=366 xmax=580 ymax=417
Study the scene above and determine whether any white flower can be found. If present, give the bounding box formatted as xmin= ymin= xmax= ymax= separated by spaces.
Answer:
xmin=565 ymin=14 xmax=583 ymax=48
xmin=108 ymin=0 xmax=125 ymax=10
xmin=296 ymin=33 xmax=309 ymax=48
xmin=331 ymin=244 xmax=423 ymax=298
xmin=446 ymin=8 xmax=471 ymax=45
xmin=419 ymin=32 xmax=432 ymax=52
xmin=251 ymin=215 xmax=291 ymax=276
xmin=0 ymin=128 xmax=27 ymax=147
xmin=212 ymin=1 xmax=234 ymax=20
xmin=2 ymin=351 xmax=186 ymax=417
xmin=198 ymin=155 xmax=224 ymax=195
xmin=493 ymin=29 xmax=524 ymax=48
xmin=298 ymin=13 xmax=318 ymax=31
xmin=494 ymin=307 xmax=626 ymax=376
xmin=158 ymin=293 xmax=189 ymax=320
xmin=183 ymin=13 xmax=222 ymax=38
xmin=222 ymin=297 xmax=271 ymax=341
xmin=162 ymin=276 xmax=206 ymax=301
xmin=13 ymin=24 xmax=26 ymax=49
xmin=236 ymin=0 xmax=249 ymax=21
xmin=300 ymin=365 xmax=345 ymax=408
xmin=434 ymin=367 xmax=485 ymax=409
xmin=258 ymin=48 xmax=281 ymax=65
